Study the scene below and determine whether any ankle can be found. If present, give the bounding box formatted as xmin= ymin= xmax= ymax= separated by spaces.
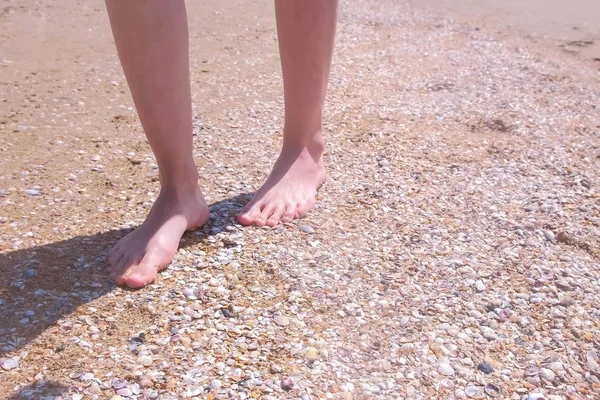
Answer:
xmin=282 ymin=128 xmax=325 ymax=157
xmin=159 ymin=168 xmax=199 ymax=198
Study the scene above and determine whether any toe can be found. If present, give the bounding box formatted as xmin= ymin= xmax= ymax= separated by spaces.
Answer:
xmin=107 ymin=242 xmax=121 ymax=263
xmin=281 ymin=206 xmax=295 ymax=223
xmin=124 ymin=262 xmax=159 ymax=289
xmin=295 ymin=198 xmax=316 ymax=220
xmin=123 ymin=249 xmax=167 ymax=288
xmin=237 ymin=201 xmax=262 ymax=226
xmin=112 ymin=254 xmax=138 ymax=286
xmin=107 ymin=247 xmax=126 ymax=272
xmin=294 ymin=202 xmax=306 ymax=219
xmin=266 ymin=205 xmax=286 ymax=227
xmin=253 ymin=204 xmax=275 ymax=226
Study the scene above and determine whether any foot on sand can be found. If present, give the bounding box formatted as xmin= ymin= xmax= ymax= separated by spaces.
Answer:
xmin=237 ymin=135 xmax=327 ymax=227
xmin=107 ymin=186 xmax=209 ymax=288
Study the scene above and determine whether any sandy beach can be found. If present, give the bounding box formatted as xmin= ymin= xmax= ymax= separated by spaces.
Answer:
xmin=1 ymin=0 xmax=599 ymax=399
xmin=415 ymin=0 xmax=600 ymax=63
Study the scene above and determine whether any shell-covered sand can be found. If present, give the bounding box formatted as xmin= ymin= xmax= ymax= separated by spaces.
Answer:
xmin=1 ymin=0 xmax=599 ymax=399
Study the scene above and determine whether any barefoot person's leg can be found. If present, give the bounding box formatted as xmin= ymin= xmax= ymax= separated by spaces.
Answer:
xmin=105 ymin=0 xmax=209 ymax=288
xmin=237 ymin=0 xmax=338 ymax=227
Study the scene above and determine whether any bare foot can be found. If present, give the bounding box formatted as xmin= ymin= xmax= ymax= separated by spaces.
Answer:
xmin=107 ymin=187 xmax=209 ymax=288
xmin=237 ymin=135 xmax=326 ymax=227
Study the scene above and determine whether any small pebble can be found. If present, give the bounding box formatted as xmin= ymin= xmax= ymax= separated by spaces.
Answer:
xmin=138 ymin=356 xmax=153 ymax=367
xmin=274 ymin=315 xmax=290 ymax=326
xmin=539 ymin=368 xmax=555 ymax=381
xmin=475 ymin=280 xmax=485 ymax=292
xmin=210 ymin=379 xmax=222 ymax=390
xmin=299 ymin=224 xmax=315 ymax=234
xmin=380 ymin=359 xmax=392 ymax=371
xmin=24 ymin=269 xmax=37 ymax=278
xmin=548 ymin=361 xmax=563 ymax=373
xmin=0 ymin=358 xmax=19 ymax=370
xmin=26 ymin=189 xmax=40 ymax=196
xmin=477 ymin=362 xmax=493 ymax=374
xmin=130 ymin=335 xmax=144 ymax=344
xmin=220 ymin=308 xmax=232 ymax=318
xmin=544 ymin=230 xmax=555 ymax=241
xmin=88 ymin=382 xmax=101 ymax=394
xmin=139 ymin=377 xmax=153 ymax=388
xmin=281 ymin=377 xmax=294 ymax=391
xmin=438 ymin=363 xmax=455 ymax=376
xmin=482 ymin=328 xmax=497 ymax=340
xmin=183 ymin=288 xmax=197 ymax=299
xmin=303 ymin=346 xmax=320 ymax=361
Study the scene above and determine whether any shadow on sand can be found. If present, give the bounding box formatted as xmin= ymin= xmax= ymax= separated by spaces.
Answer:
xmin=6 ymin=381 xmax=70 ymax=399
xmin=0 ymin=194 xmax=253 ymax=363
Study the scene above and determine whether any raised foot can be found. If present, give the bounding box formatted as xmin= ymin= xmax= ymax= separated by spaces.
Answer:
xmin=237 ymin=140 xmax=326 ymax=227
xmin=107 ymin=187 xmax=209 ymax=288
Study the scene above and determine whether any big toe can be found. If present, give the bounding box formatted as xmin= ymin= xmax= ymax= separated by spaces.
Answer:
xmin=237 ymin=203 xmax=262 ymax=226
xmin=124 ymin=266 xmax=158 ymax=288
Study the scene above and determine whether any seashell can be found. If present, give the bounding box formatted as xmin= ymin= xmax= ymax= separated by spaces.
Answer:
xmin=524 ymin=366 xmax=539 ymax=376
xmin=116 ymin=388 xmax=132 ymax=397
xmin=527 ymin=393 xmax=546 ymax=400
xmin=185 ymin=386 xmax=203 ymax=397
xmin=464 ymin=385 xmax=484 ymax=398
xmin=539 ymin=368 xmax=555 ymax=381
xmin=80 ymin=373 xmax=95 ymax=381
xmin=484 ymin=384 xmax=501 ymax=397
xmin=111 ymin=378 xmax=127 ymax=389
xmin=71 ymin=336 xmax=92 ymax=348
xmin=68 ymin=371 xmax=83 ymax=379
xmin=130 ymin=383 xmax=141 ymax=395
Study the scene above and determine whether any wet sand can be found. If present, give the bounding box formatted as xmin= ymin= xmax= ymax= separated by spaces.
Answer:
xmin=413 ymin=0 xmax=600 ymax=63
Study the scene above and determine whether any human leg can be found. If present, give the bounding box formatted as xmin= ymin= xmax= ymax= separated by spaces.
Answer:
xmin=237 ymin=0 xmax=338 ymax=227
xmin=105 ymin=0 xmax=209 ymax=288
